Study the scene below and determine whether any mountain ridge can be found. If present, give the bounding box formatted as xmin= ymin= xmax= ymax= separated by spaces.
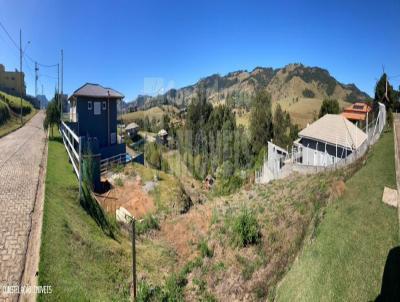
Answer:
xmin=130 ymin=63 xmax=371 ymax=109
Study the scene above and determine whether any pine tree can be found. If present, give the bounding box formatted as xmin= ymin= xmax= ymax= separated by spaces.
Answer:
xmin=249 ymin=91 xmax=273 ymax=155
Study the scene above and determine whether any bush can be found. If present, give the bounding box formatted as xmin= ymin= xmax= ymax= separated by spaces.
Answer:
xmin=198 ymin=240 xmax=213 ymax=258
xmin=302 ymin=88 xmax=315 ymax=98
xmin=145 ymin=142 xmax=168 ymax=171
xmin=0 ymin=101 xmax=10 ymax=125
xmin=214 ymin=174 xmax=243 ymax=196
xmin=114 ymin=178 xmax=124 ymax=187
xmin=0 ymin=92 xmax=32 ymax=115
xmin=161 ymin=273 xmax=186 ymax=301
xmin=231 ymin=207 xmax=261 ymax=247
xmin=319 ymin=99 xmax=340 ymax=118
xmin=136 ymin=214 xmax=160 ymax=235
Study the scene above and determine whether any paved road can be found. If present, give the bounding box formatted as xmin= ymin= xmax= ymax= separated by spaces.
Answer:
xmin=0 ymin=112 xmax=46 ymax=301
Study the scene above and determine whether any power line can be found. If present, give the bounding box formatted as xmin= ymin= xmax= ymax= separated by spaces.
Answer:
xmin=39 ymin=73 xmax=58 ymax=80
xmin=0 ymin=20 xmax=19 ymax=50
xmin=0 ymin=20 xmax=58 ymax=69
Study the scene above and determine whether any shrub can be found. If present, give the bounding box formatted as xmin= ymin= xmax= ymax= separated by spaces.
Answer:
xmin=231 ymin=207 xmax=261 ymax=247
xmin=161 ymin=273 xmax=186 ymax=301
xmin=198 ymin=240 xmax=213 ymax=258
xmin=114 ymin=178 xmax=124 ymax=187
xmin=319 ymin=98 xmax=340 ymax=118
xmin=0 ymin=101 xmax=10 ymax=125
xmin=214 ymin=174 xmax=243 ymax=196
xmin=136 ymin=214 xmax=160 ymax=235
xmin=302 ymin=88 xmax=315 ymax=98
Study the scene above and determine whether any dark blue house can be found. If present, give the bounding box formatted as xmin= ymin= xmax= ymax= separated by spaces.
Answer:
xmin=67 ymin=83 xmax=126 ymax=160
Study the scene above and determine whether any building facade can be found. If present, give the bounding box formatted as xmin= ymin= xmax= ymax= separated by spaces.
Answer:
xmin=67 ymin=83 xmax=126 ymax=159
xmin=0 ymin=64 xmax=26 ymax=96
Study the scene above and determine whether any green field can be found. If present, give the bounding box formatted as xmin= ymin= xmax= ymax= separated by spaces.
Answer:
xmin=276 ymin=130 xmax=399 ymax=301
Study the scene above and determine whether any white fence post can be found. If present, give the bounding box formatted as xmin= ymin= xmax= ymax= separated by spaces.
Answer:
xmin=79 ymin=136 xmax=82 ymax=198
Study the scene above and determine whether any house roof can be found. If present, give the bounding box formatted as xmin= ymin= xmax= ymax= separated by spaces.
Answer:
xmin=69 ymin=83 xmax=124 ymax=99
xmin=341 ymin=111 xmax=367 ymax=121
xmin=299 ymin=114 xmax=367 ymax=150
xmin=343 ymin=102 xmax=371 ymax=113
xmin=126 ymin=122 xmax=139 ymax=130
xmin=341 ymin=102 xmax=371 ymax=121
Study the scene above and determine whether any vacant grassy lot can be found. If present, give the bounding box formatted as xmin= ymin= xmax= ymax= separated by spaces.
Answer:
xmin=122 ymin=105 xmax=179 ymax=124
xmin=38 ymin=133 xmax=177 ymax=301
xmin=276 ymin=130 xmax=399 ymax=301
xmin=233 ymin=98 xmax=350 ymax=130
xmin=274 ymin=98 xmax=350 ymax=128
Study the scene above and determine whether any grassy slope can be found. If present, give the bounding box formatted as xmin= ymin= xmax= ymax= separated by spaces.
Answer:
xmin=122 ymin=105 xmax=178 ymax=124
xmin=0 ymin=110 xmax=37 ymax=138
xmin=0 ymin=91 xmax=36 ymax=138
xmin=234 ymin=98 xmax=351 ymax=129
xmin=276 ymin=130 xmax=399 ymax=301
xmin=38 ymin=137 xmax=131 ymax=301
xmin=39 ymin=135 xmax=178 ymax=301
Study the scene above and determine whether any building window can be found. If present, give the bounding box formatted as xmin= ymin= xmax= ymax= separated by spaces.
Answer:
xmin=110 ymin=132 xmax=116 ymax=144
xmin=94 ymin=102 xmax=101 ymax=115
xmin=102 ymin=101 xmax=106 ymax=110
xmin=88 ymin=101 xmax=92 ymax=110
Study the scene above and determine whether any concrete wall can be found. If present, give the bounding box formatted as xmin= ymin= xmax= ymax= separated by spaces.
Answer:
xmin=298 ymin=139 xmax=351 ymax=166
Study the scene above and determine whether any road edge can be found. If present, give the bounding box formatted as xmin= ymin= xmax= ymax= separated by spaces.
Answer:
xmin=19 ymin=128 xmax=48 ymax=302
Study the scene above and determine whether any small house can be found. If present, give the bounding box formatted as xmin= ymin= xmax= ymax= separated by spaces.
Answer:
xmin=157 ymin=129 xmax=168 ymax=145
xmin=67 ymin=83 xmax=126 ymax=159
xmin=341 ymin=102 xmax=371 ymax=126
xmin=295 ymin=114 xmax=367 ymax=166
xmin=125 ymin=122 xmax=140 ymax=139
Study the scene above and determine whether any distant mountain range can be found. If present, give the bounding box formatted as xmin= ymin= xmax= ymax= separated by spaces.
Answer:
xmin=130 ymin=63 xmax=371 ymax=109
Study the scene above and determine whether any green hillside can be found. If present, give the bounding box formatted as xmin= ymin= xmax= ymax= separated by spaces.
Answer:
xmin=0 ymin=90 xmax=36 ymax=137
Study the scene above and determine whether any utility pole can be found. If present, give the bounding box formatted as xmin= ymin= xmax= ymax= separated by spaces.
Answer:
xmin=19 ymin=29 xmax=23 ymax=124
xmin=131 ymin=218 xmax=136 ymax=301
xmin=61 ymin=49 xmax=64 ymax=117
xmin=35 ymin=62 xmax=38 ymax=97
xmin=57 ymin=63 xmax=60 ymax=117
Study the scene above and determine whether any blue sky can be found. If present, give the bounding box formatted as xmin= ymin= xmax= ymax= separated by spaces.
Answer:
xmin=0 ymin=0 xmax=399 ymax=101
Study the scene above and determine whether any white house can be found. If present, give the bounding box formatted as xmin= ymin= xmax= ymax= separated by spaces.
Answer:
xmin=295 ymin=114 xmax=367 ymax=166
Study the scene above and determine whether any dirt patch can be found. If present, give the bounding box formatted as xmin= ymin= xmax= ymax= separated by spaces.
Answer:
xmin=330 ymin=179 xmax=346 ymax=199
xmin=96 ymin=176 xmax=155 ymax=219
xmin=158 ymin=204 xmax=212 ymax=263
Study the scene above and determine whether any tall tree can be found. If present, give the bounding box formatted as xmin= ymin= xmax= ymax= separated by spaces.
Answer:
xmin=319 ymin=99 xmax=340 ymax=118
xmin=43 ymin=96 xmax=60 ymax=138
xmin=249 ymin=90 xmax=273 ymax=155
xmin=374 ymin=73 xmax=395 ymax=111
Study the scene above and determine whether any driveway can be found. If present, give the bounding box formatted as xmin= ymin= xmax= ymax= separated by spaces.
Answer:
xmin=0 ymin=112 xmax=47 ymax=301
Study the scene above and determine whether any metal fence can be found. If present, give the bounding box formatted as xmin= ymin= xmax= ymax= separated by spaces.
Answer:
xmin=256 ymin=102 xmax=386 ymax=184
xmin=100 ymin=153 xmax=128 ymax=175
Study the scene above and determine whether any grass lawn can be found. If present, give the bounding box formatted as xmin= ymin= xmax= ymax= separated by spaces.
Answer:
xmin=38 ymin=135 xmax=131 ymax=301
xmin=39 ymin=133 xmax=178 ymax=301
xmin=276 ymin=130 xmax=399 ymax=301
